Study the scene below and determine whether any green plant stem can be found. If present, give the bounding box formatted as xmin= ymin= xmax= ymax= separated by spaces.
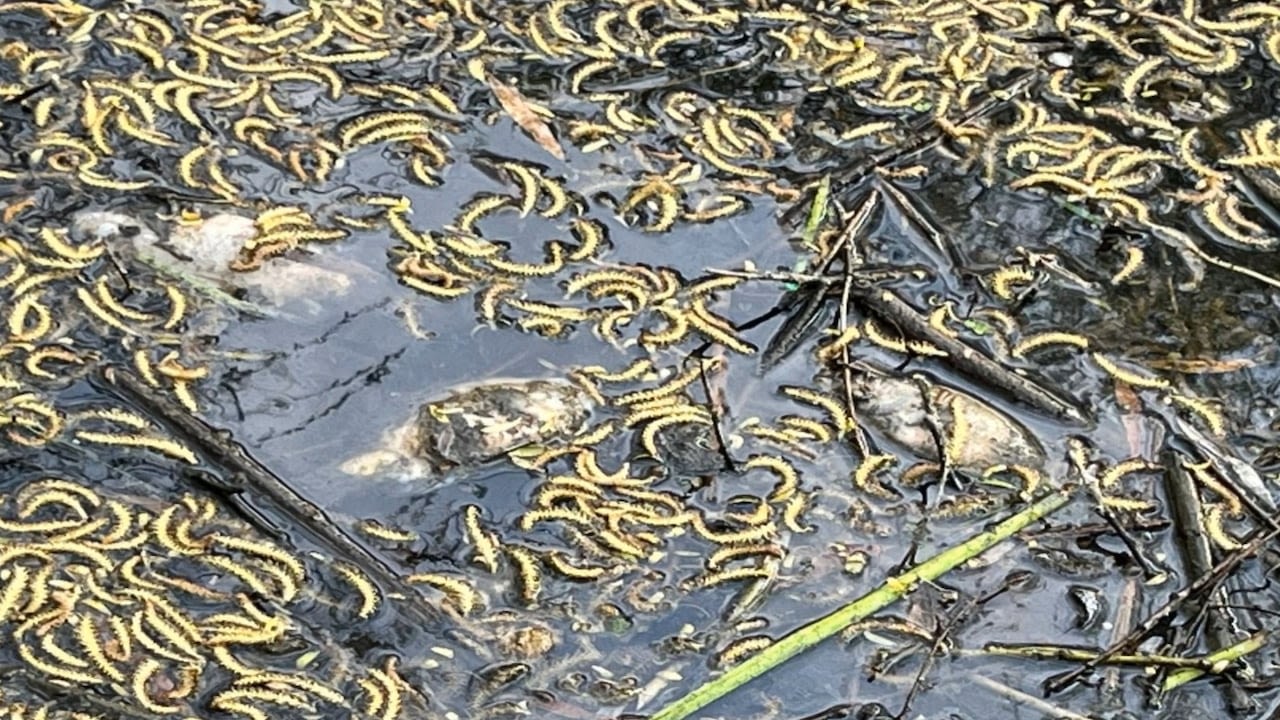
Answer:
xmin=800 ymin=174 xmax=830 ymax=251
xmin=1163 ymin=631 xmax=1268 ymax=691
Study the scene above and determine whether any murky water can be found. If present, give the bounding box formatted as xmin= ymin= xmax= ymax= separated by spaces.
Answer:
xmin=4 ymin=1 xmax=1280 ymax=719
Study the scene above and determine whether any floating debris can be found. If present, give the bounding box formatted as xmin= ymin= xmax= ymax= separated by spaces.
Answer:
xmin=645 ymin=416 xmax=725 ymax=477
xmin=341 ymin=378 xmax=594 ymax=481
xmin=81 ymin=209 xmax=354 ymax=309
xmin=0 ymin=477 xmax=398 ymax=718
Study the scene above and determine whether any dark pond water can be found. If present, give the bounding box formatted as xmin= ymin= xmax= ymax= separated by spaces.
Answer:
xmin=3 ymin=1 xmax=1280 ymax=719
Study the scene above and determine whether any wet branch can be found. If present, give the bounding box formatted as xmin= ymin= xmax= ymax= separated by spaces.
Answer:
xmin=834 ymin=191 xmax=881 ymax=459
xmin=97 ymin=365 xmax=445 ymax=630
xmin=1163 ymin=451 xmax=1256 ymax=714
xmin=971 ymin=675 xmax=1090 ymax=720
xmin=695 ymin=354 xmax=737 ymax=473
xmin=703 ymin=264 xmax=1089 ymax=429
xmin=873 ymin=174 xmax=962 ymax=270
xmin=979 ymin=644 xmax=1231 ymax=671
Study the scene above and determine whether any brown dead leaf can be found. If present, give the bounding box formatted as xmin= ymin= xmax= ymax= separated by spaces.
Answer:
xmin=1114 ymin=379 xmax=1142 ymax=415
xmin=1114 ymin=379 xmax=1146 ymax=456
xmin=1145 ymin=356 xmax=1255 ymax=374
xmin=776 ymin=108 xmax=795 ymax=134
xmin=488 ymin=79 xmax=566 ymax=161
xmin=2 ymin=196 xmax=36 ymax=223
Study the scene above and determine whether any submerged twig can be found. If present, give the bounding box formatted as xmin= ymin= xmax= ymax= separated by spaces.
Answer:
xmin=1174 ymin=418 xmax=1279 ymax=528
xmin=970 ymin=675 xmax=1090 ymax=720
xmin=1073 ymin=464 xmax=1163 ymax=580
xmin=759 ymin=281 xmax=833 ymax=373
xmin=1166 ymin=450 xmax=1223 ymax=590
xmin=705 ymin=267 xmax=831 ymax=285
xmin=896 ymin=591 xmax=979 ymax=719
xmin=650 ymin=486 xmax=1077 ymax=720
xmin=978 ymin=644 xmax=1225 ymax=670
xmin=874 ymin=174 xmax=962 ymax=270
xmin=97 ymin=366 xmax=445 ymax=629
xmin=696 ymin=354 xmax=737 ymax=473
xmin=1147 ymin=222 xmax=1280 ymax=290
xmin=819 ymin=188 xmax=879 ymax=273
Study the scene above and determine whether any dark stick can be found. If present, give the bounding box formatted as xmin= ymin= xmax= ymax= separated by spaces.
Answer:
xmin=850 ymin=287 xmax=1089 ymax=425
xmin=1165 ymin=452 xmax=1218 ymax=592
xmin=911 ymin=373 xmax=955 ymax=496
xmin=1163 ymin=451 xmax=1256 ymax=715
xmin=895 ymin=595 xmax=975 ymax=720
xmin=1022 ymin=519 xmax=1171 ymax=540
xmin=1081 ymin=482 xmax=1163 ymax=580
xmin=696 ymin=354 xmax=738 ymax=473
xmin=97 ymin=365 xmax=444 ymax=629
xmin=819 ymin=188 xmax=879 ymax=273
xmin=103 ymin=243 xmax=135 ymax=295
xmin=1172 ymin=416 xmax=1280 ymax=530
xmin=759 ymin=281 xmax=835 ymax=373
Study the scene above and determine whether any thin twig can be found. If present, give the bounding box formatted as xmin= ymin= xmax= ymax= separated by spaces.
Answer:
xmin=840 ymin=248 xmax=871 ymax=458
xmin=874 ymin=174 xmax=962 ymax=270
xmin=1081 ymin=482 xmax=1163 ymax=579
xmin=1147 ymin=221 xmax=1280 ymax=290
xmin=834 ymin=192 xmax=881 ymax=458
xmin=1021 ymin=519 xmax=1170 ymax=540
xmin=1166 ymin=450 xmax=1221 ymax=584
xmin=1163 ymin=450 xmax=1256 ymax=714
xmin=977 ymin=644 xmax=1223 ymax=670
xmin=696 ymin=354 xmax=737 ymax=473
xmin=895 ymin=593 xmax=977 ymax=720
xmin=971 ymin=674 xmax=1090 ymax=720
xmin=1174 ymin=418 xmax=1280 ymax=530
xmin=820 ymin=188 xmax=879 ymax=272
xmin=705 ymin=267 xmax=832 ymax=285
